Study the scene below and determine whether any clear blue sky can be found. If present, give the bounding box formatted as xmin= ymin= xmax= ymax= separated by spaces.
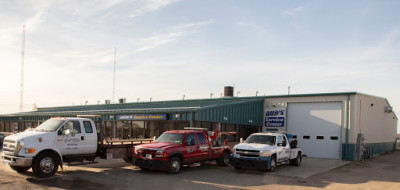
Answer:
xmin=0 ymin=0 xmax=399 ymax=132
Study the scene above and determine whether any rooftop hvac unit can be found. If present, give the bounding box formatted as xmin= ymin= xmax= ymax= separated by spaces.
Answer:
xmin=384 ymin=106 xmax=393 ymax=113
xmin=105 ymin=100 xmax=111 ymax=104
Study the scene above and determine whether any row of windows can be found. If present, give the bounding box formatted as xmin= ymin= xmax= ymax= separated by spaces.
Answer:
xmin=292 ymin=135 xmax=339 ymax=140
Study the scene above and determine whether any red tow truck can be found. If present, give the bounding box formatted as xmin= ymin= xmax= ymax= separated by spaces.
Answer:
xmin=132 ymin=128 xmax=233 ymax=173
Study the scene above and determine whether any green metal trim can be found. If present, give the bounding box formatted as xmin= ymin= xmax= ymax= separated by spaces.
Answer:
xmin=342 ymin=142 xmax=396 ymax=161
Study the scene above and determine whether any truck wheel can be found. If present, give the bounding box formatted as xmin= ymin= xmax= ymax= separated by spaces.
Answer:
xmin=217 ymin=152 xmax=230 ymax=166
xmin=268 ymin=156 xmax=277 ymax=172
xmin=32 ymin=152 xmax=59 ymax=178
xmin=168 ymin=157 xmax=181 ymax=174
xmin=292 ymin=152 xmax=302 ymax=166
xmin=10 ymin=166 xmax=31 ymax=173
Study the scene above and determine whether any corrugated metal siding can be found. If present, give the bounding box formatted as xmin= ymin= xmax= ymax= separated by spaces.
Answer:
xmin=195 ymin=100 xmax=264 ymax=126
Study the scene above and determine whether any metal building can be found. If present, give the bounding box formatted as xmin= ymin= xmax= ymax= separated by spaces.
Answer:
xmin=0 ymin=91 xmax=397 ymax=161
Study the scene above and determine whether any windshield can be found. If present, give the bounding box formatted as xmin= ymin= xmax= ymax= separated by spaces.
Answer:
xmin=156 ymin=133 xmax=185 ymax=144
xmin=35 ymin=119 xmax=65 ymax=132
xmin=245 ymin=135 xmax=276 ymax=145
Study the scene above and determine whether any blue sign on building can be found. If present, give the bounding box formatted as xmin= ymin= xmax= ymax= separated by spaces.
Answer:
xmin=117 ymin=114 xmax=167 ymax=120
xmin=264 ymin=108 xmax=286 ymax=128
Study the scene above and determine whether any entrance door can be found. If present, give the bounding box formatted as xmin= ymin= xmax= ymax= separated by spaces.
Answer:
xmin=56 ymin=120 xmax=85 ymax=155
xmin=287 ymin=102 xmax=342 ymax=159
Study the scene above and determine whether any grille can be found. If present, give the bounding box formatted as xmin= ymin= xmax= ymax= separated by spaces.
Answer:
xmin=138 ymin=149 xmax=156 ymax=158
xmin=2 ymin=139 xmax=16 ymax=156
xmin=236 ymin=149 xmax=260 ymax=158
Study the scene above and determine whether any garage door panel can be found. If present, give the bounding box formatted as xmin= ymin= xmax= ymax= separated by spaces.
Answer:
xmin=287 ymin=102 xmax=342 ymax=159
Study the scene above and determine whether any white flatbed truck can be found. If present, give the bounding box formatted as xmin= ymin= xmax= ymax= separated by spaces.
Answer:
xmin=2 ymin=116 xmax=151 ymax=178
xmin=230 ymin=132 xmax=302 ymax=171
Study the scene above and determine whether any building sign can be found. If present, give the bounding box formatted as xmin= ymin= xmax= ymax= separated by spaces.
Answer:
xmin=117 ymin=114 xmax=167 ymax=120
xmin=264 ymin=108 xmax=286 ymax=128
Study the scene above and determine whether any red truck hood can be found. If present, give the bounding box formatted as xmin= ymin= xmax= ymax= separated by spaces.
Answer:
xmin=138 ymin=142 xmax=181 ymax=149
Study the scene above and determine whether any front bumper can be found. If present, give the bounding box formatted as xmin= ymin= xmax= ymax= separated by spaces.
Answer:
xmin=230 ymin=155 xmax=271 ymax=170
xmin=133 ymin=157 xmax=169 ymax=171
xmin=2 ymin=154 xmax=33 ymax=167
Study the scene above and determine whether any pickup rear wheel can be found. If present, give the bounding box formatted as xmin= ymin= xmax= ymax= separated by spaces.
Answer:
xmin=168 ymin=157 xmax=181 ymax=174
xmin=32 ymin=151 xmax=59 ymax=178
xmin=10 ymin=166 xmax=31 ymax=173
xmin=217 ymin=152 xmax=230 ymax=166
xmin=291 ymin=152 xmax=302 ymax=166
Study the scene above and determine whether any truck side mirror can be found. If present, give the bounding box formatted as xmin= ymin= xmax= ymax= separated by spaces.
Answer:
xmin=282 ymin=141 xmax=287 ymax=146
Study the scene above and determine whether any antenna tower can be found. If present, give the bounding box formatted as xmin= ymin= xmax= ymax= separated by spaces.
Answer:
xmin=19 ymin=25 xmax=25 ymax=112
xmin=112 ymin=47 xmax=116 ymax=102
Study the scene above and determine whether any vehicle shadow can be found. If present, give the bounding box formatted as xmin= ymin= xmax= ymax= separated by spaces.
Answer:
xmin=22 ymin=150 xmax=400 ymax=189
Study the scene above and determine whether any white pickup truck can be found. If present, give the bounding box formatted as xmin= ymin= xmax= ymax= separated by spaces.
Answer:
xmin=2 ymin=117 xmax=149 ymax=178
xmin=230 ymin=132 xmax=302 ymax=171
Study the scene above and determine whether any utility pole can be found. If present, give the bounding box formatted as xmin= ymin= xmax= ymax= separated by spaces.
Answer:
xmin=112 ymin=47 xmax=116 ymax=103
xmin=19 ymin=25 xmax=25 ymax=112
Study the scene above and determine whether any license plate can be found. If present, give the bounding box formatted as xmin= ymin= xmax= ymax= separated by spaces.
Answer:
xmin=233 ymin=154 xmax=240 ymax=158
xmin=146 ymin=154 xmax=152 ymax=159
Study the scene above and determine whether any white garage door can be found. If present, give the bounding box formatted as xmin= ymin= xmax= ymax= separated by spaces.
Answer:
xmin=287 ymin=102 xmax=342 ymax=159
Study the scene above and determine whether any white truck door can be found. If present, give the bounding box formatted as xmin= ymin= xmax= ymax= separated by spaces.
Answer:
xmin=56 ymin=120 xmax=85 ymax=155
xmin=276 ymin=135 xmax=290 ymax=162
xmin=82 ymin=120 xmax=97 ymax=154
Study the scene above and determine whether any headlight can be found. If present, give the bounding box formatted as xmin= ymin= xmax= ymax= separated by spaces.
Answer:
xmin=134 ymin=147 xmax=141 ymax=154
xmin=15 ymin=140 xmax=24 ymax=156
xmin=259 ymin=150 xmax=271 ymax=157
xmin=155 ymin=149 xmax=164 ymax=158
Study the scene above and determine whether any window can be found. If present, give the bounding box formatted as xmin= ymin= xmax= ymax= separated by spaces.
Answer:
xmin=197 ymin=133 xmax=206 ymax=144
xmin=316 ymin=136 xmax=324 ymax=140
xmin=83 ymin=121 xmax=93 ymax=133
xmin=277 ymin=135 xmax=283 ymax=146
xmin=282 ymin=135 xmax=288 ymax=145
xmin=330 ymin=136 xmax=339 ymax=140
xmin=185 ymin=134 xmax=198 ymax=145
xmin=303 ymin=136 xmax=310 ymax=139
xmin=65 ymin=121 xmax=81 ymax=134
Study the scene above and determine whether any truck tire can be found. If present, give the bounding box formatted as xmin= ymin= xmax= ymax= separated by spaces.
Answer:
xmin=268 ymin=156 xmax=277 ymax=172
xmin=291 ymin=152 xmax=302 ymax=166
xmin=216 ymin=152 xmax=230 ymax=166
xmin=10 ymin=166 xmax=31 ymax=173
xmin=168 ymin=157 xmax=181 ymax=174
xmin=32 ymin=151 xmax=59 ymax=178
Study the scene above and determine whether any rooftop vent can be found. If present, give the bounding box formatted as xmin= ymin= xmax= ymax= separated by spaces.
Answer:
xmin=384 ymin=106 xmax=393 ymax=113
xmin=224 ymin=86 xmax=234 ymax=97
xmin=119 ymin=98 xmax=126 ymax=104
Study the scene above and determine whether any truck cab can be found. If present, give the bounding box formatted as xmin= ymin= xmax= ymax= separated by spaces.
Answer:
xmin=2 ymin=117 xmax=98 ymax=177
xmin=230 ymin=132 xmax=302 ymax=171
xmin=133 ymin=129 xmax=232 ymax=174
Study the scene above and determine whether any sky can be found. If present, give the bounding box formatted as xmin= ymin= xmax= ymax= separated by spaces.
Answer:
xmin=0 ymin=0 xmax=399 ymax=132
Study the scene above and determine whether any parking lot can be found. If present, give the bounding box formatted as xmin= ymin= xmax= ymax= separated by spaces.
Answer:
xmin=1 ymin=150 xmax=400 ymax=190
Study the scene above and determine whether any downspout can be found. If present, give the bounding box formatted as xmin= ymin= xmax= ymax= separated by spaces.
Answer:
xmin=345 ymin=95 xmax=350 ymax=160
